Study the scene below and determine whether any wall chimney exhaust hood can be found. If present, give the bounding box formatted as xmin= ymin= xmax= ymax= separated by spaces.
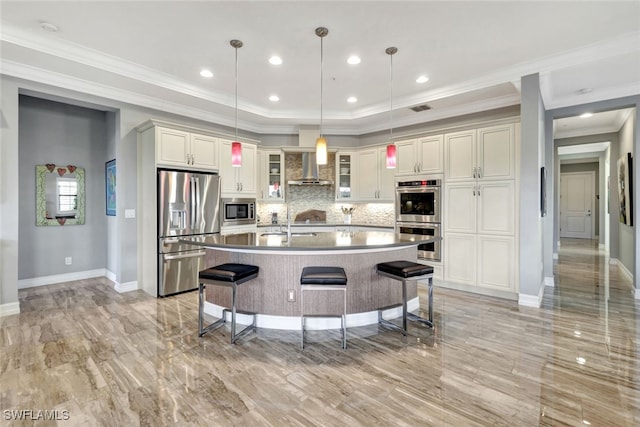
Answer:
xmin=288 ymin=152 xmax=333 ymax=186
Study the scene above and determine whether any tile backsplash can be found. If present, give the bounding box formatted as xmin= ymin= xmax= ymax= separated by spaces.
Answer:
xmin=257 ymin=152 xmax=394 ymax=226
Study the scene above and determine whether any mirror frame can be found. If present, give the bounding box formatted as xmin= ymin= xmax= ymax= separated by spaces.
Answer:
xmin=36 ymin=164 xmax=86 ymax=226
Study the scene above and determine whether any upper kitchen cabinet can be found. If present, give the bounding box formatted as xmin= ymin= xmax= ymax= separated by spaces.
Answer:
xmin=356 ymin=146 xmax=394 ymax=202
xmin=445 ymin=124 xmax=515 ymax=182
xmin=395 ymin=135 xmax=443 ymax=177
xmin=156 ymin=126 xmax=218 ymax=171
xmin=220 ymin=140 xmax=257 ymax=197
xmin=257 ymin=149 xmax=284 ymax=202
xmin=336 ymin=152 xmax=355 ymax=201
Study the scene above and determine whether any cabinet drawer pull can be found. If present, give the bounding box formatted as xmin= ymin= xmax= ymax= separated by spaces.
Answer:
xmin=477 ymin=167 xmax=482 ymax=178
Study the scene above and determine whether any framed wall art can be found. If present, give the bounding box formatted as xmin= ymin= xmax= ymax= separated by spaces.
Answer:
xmin=617 ymin=152 xmax=633 ymax=226
xmin=540 ymin=166 xmax=547 ymax=217
xmin=105 ymin=159 xmax=116 ymax=216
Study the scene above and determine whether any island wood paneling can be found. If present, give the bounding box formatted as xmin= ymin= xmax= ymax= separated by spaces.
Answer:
xmin=203 ymin=247 xmax=418 ymax=316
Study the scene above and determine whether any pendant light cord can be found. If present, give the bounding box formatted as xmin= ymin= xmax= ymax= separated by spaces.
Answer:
xmin=235 ymin=44 xmax=239 ymax=141
xmin=230 ymin=39 xmax=243 ymax=141
xmin=386 ymin=46 xmax=397 ymax=144
xmin=389 ymin=51 xmax=393 ymax=143
xmin=320 ymin=34 xmax=324 ymax=138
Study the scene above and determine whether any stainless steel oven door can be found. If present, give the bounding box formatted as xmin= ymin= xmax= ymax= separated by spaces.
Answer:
xmin=396 ymin=187 xmax=440 ymax=223
xmin=397 ymin=222 xmax=441 ymax=261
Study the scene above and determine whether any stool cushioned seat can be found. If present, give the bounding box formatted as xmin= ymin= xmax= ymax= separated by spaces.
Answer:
xmin=377 ymin=260 xmax=433 ymax=278
xmin=300 ymin=266 xmax=347 ymax=285
xmin=200 ymin=263 xmax=259 ymax=283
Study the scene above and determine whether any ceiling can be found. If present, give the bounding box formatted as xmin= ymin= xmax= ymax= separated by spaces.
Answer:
xmin=1 ymin=1 xmax=639 ymax=136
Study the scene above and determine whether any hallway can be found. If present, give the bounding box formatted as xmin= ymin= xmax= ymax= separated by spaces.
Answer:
xmin=0 ymin=239 xmax=638 ymax=426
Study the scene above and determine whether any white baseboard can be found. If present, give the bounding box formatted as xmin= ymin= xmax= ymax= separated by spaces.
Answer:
xmin=18 ymin=268 xmax=107 ymax=289
xmin=518 ymin=282 xmax=546 ymax=308
xmin=114 ymin=281 xmax=138 ymax=293
xmin=0 ymin=302 xmax=20 ymax=317
xmin=544 ymin=276 xmax=555 ymax=287
xmin=204 ymin=297 xmax=420 ymax=331
xmin=610 ymin=258 xmax=634 ymax=283
xmin=105 ymin=269 xmax=117 ymax=282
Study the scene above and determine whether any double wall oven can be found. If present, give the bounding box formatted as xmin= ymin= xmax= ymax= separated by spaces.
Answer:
xmin=396 ymin=179 xmax=441 ymax=261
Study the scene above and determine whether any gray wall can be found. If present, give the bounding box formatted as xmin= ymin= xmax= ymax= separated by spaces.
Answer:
xmin=559 ymin=162 xmax=600 ymax=236
xmin=519 ymin=73 xmax=545 ymax=300
xmin=18 ymin=96 xmax=108 ymax=279
xmin=618 ymin=112 xmax=636 ymax=276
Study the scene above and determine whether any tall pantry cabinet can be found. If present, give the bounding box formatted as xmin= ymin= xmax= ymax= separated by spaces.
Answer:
xmin=443 ymin=123 xmax=518 ymax=294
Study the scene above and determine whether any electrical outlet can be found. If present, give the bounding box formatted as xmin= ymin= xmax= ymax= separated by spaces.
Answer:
xmin=287 ymin=289 xmax=296 ymax=302
xmin=65 ymin=257 xmax=72 ymax=265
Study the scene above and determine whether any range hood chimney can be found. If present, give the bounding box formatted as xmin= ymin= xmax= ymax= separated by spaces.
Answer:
xmin=288 ymin=152 xmax=333 ymax=186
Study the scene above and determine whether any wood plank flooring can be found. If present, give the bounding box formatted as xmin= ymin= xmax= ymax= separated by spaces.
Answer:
xmin=1 ymin=238 xmax=638 ymax=426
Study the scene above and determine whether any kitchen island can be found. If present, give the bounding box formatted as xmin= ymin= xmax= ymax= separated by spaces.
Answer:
xmin=181 ymin=231 xmax=437 ymax=330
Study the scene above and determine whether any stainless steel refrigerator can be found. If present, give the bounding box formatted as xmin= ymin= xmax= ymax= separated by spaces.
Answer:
xmin=157 ymin=170 xmax=221 ymax=296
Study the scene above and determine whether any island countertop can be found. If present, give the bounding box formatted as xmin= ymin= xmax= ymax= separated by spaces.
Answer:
xmin=179 ymin=230 xmax=438 ymax=253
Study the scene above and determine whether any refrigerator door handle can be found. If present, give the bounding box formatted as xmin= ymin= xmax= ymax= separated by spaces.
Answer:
xmin=194 ymin=176 xmax=201 ymax=231
xmin=190 ymin=176 xmax=196 ymax=231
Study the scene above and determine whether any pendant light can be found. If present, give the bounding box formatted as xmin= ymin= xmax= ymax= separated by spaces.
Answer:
xmin=230 ymin=39 xmax=243 ymax=167
xmin=386 ymin=46 xmax=397 ymax=168
xmin=315 ymin=27 xmax=328 ymax=165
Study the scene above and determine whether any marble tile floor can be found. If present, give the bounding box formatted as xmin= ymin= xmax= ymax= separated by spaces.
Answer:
xmin=1 ymin=238 xmax=638 ymax=426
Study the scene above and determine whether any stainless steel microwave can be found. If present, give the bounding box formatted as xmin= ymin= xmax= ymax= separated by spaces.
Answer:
xmin=221 ymin=198 xmax=256 ymax=226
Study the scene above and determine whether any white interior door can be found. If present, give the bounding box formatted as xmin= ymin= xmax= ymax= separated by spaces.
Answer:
xmin=560 ymin=172 xmax=594 ymax=239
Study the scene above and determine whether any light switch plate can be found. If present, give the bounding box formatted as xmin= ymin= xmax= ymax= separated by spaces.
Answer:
xmin=125 ymin=209 xmax=136 ymax=219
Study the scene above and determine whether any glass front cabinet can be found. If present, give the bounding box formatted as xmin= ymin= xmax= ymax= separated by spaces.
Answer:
xmin=258 ymin=149 xmax=285 ymax=201
xmin=335 ymin=152 xmax=355 ymax=200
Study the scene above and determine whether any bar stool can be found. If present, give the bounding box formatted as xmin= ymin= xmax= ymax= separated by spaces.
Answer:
xmin=376 ymin=260 xmax=434 ymax=336
xmin=198 ymin=263 xmax=259 ymax=344
xmin=300 ymin=266 xmax=348 ymax=350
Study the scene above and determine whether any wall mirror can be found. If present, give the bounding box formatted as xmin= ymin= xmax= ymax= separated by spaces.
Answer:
xmin=36 ymin=164 xmax=85 ymax=226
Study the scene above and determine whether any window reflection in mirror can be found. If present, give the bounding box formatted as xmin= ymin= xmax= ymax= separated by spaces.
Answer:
xmin=36 ymin=165 xmax=85 ymax=226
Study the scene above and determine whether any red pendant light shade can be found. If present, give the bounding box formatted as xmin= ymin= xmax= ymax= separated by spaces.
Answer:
xmin=386 ymin=144 xmax=397 ymax=168
xmin=231 ymin=141 xmax=242 ymax=167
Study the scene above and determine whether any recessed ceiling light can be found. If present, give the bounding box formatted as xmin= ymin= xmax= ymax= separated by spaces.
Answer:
xmin=40 ymin=21 xmax=58 ymax=32
xmin=199 ymin=69 xmax=213 ymax=78
xmin=416 ymin=75 xmax=429 ymax=84
xmin=347 ymin=96 xmax=358 ymax=103
xmin=347 ymin=56 xmax=361 ymax=65
xmin=269 ymin=56 xmax=283 ymax=65
xmin=576 ymin=357 xmax=586 ymax=365
xmin=580 ymin=113 xmax=593 ymax=119
xmin=269 ymin=95 xmax=280 ymax=102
